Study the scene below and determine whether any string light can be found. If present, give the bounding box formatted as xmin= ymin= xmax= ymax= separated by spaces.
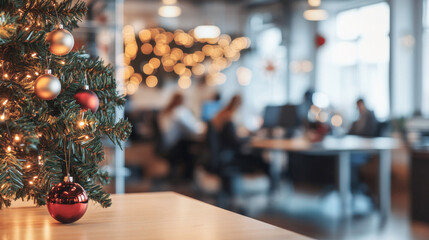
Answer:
xmin=2 ymin=99 xmax=8 ymax=105
xmin=6 ymin=146 xmax=11 ymax=152
xmin=38 ymin=155 xmax=42 ymax=165
xmin=84 ymin=135 xmax=89 ymax=140
xmin=26 ymin=74 xmax=31 ymax=78
xmin=79 ymin=121 xmax=85 ymax=128
xmin=4 ymin=74 xmax=8 ymax=79
xmin=29 ymin=181 xmax=33 ymax=185
xmin=26 ymin=164 xmax=31 ymax=168
xmin=1 ymin=113 xmax=6 ymax=121
xmin=31 ymin=53 xmax=37 ymax=58
xmin=14 ymin=135 xmax=20 ymax=141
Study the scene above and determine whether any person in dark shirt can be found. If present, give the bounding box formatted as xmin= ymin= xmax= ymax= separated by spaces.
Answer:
xmin=348 ymin=98 xmax=378 ymax=137
xmin=211 ymin=95 xmax=267 ymax=174
xmin=212 ymin=95 xmax=243 ymax=152
xmin=348 ymin=98 xmax=378 ymax=212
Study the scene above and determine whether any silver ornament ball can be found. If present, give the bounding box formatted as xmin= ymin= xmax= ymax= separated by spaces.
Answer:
xmin=46 ymin=25 xmax=74 ymax=56
xmin=34 ymin=70 xmax=61 ymax=100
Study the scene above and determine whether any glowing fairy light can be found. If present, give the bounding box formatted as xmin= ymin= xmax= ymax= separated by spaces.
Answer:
xmin=79 ymin=121 xmax=85 ymax=128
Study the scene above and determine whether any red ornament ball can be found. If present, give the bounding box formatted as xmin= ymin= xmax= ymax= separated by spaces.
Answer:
xmin=315 ymin=34 xmax=326 ymax=48
xmin=74 ymin=86 xmax=99 ymax=113
xmin=47 ymin=177 xmax=88 ymax=223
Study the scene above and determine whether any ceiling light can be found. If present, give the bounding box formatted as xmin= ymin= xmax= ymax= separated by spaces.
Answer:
xmin=194 ymin=25 xmax=221 ymax=39
xmin=158 ymin=5 xmax=181 ymax=18
xmin=308 ymin=0 xmax=321 ymax=7
xmin=162 ymin=0 xmax=177 ymax=4
xmin=303 ymin=9 xmax=328 ymax=21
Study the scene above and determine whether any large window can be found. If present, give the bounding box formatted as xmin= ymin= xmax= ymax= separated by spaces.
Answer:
xmin=422 ymin=0 xmax=429 ymax=116
xmin=317 ymin=2 xmax=390 ymax=122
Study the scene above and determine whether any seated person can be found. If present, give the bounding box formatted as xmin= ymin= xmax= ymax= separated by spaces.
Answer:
xmin=348 ymin=98 xmax=377 ymax=137
xmin=201 ymin=92 xmax=222 ymax=122
xmin=211 ymin=95 xmax=267 ymax=175
xmin=158 ymin=92 xmax=205 ymax=179
xmin=348 ymin=98 xmax=378 ymax=201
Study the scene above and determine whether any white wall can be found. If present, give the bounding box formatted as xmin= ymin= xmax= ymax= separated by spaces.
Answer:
xmin=390 ymin=0 xmax=417 ymax=117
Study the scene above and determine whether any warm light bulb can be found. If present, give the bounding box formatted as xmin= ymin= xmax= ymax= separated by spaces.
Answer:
xmin=79 ymin=121 xmax=85 ymax=127
xmin=14 ymin=135 xmax=20 ymax=141
xmin=2 ymin=99 xmax=8 ymax=105
xmin=162 ymin=0 xmax=177 ymax=4
xmin=26 ymin=74 xmax=31 ymax=78
xmin=26 ymin=164 xmax=31 ymax=168
xmin=31 ymin=53 xmax=37 ymax=58
xmin=158 ymin=6 xmax=181 ymax=18
xmin=308 ymin=0 xmax=321 ymax=7
xmin=331 ymin=114 xmax=343 ymax=127
xmin=4 ymin=74 xmax=8 ymax=79
xmin=6 ymin=146 xmax=11 ymax=152
xmin=303 ymin=9 xmax=328 ymax=21
xmin=1 ymin=113 xmax=5 ymax=121
xmin=29 ymin=181 xmax=33 ymax=185
xmin=84 ymin=135 xmax=89 ymax=140
xmin=194 ymin=25 xmax=221 ymax=39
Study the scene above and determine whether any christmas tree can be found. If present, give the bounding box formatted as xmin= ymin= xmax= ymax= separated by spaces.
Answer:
xmin=0 ymin=0 xmax=131 ymax=209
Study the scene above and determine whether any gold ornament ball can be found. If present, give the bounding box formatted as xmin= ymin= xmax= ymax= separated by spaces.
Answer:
xmin=46 ymin=26 xmax=74 ymax=56
xmin=34 ymin=70 xmax=61 ymax=100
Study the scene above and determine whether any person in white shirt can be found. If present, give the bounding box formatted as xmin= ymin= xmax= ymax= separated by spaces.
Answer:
xmin=158 ymin=92 xmax=205 ymax=179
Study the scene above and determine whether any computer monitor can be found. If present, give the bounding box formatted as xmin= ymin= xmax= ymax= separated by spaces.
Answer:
xmin=262 ymin=104 xmax=299 ymax=129
xmin=263 ymin=105 xmax=284 ymax=128
xmin=279 ymin=104 xmax=299 ymax=129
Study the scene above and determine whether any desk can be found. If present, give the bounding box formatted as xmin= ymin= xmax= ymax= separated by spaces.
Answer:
xmin=251 ymin=135 xmax=400 ymax=221
xmin=0 ymin=192 xmax=311 ymax=240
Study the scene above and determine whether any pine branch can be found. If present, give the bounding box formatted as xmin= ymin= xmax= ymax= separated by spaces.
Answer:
xmin=0 ymin=0 xmax=131 ymax=209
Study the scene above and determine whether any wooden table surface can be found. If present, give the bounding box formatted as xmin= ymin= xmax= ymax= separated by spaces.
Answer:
xmin=0 ymin=192 xmax=312 ymax=240
xmin=251 ymin=135 xmax=401 ymax=152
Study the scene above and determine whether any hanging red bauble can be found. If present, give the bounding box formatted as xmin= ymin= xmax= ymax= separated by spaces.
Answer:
xmin=47 ymin=176 xmax=88 ymax=223
xmin=315 ymin=34 xmax=326 ymax=48
xmin=74 ymin=85 xmax=99 ymax=113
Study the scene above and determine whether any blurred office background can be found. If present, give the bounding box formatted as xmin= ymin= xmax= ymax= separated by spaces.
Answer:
xmin=75 ymin=0 xmax=429 ymax=239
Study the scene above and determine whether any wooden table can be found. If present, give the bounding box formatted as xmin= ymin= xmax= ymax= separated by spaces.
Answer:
xmin=0 ymin=192 xmax=311 ymax=240
xmin=251 ymin=135 xmax=401 ymax=222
